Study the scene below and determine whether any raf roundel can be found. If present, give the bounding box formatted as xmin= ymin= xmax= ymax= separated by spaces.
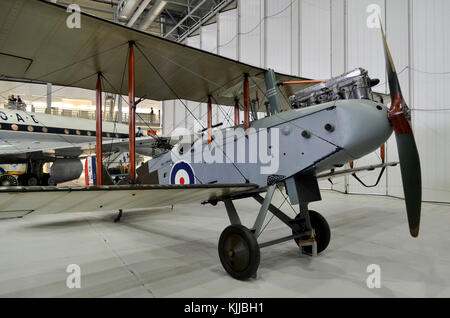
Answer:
xmin=170 ymin=161 xmax=195 ymax=185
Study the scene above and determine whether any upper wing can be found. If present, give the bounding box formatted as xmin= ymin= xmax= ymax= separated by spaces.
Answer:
xmin=0 ymin=0 xmax=313 ymax=111
xmin=0 ymin=184 xmax=257 ymax=219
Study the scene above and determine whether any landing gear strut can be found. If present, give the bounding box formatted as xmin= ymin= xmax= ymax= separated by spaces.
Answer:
xmin=17 ymin=174 xmax=39 ymax=186
xmin=216 ymin=178 xmax=330 ymax=280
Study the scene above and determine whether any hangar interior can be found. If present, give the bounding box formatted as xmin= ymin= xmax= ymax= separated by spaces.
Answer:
xmin=0 ymin=0 xmax=449 ymax=297
xmin=162 ymin=0 xmax=450 ymax=203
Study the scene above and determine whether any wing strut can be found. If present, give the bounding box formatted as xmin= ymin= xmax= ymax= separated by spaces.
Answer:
xmin=234 ymin=98 xmax=240 ymax=126
xmin=96 ymin=73 xmax=103 ymax=185
xmin=128 ymin=41 xmax=136 ymax=183
xmin=207 ymin=95 xmax=213 ymax=144
xmin=243 ymin=74 xmax=250 ymax=130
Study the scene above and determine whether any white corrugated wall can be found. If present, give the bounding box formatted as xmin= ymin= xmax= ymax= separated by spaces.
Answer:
xmin=161 ymin=0 xmax=450 ymax=203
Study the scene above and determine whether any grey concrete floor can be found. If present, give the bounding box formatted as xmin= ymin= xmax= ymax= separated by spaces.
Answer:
xmin=0 ymin=190 xmax=449 ymax=298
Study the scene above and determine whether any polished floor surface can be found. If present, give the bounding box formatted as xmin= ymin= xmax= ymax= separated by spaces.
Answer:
xmin=0 ymin=190 xmax=449 ymax=298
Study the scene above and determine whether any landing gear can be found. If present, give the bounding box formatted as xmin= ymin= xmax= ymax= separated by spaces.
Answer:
xmin=215 ymin=177 xmax=331 ymax=280
xmin=15 ymin=161 xmax=50 ymax=186
xmin=292 ymin=210 xmax=330 ymax=254
xmin=17 ymin=174 xmax=39 ymax=186
xmin=218 ymin=225 xmax=260 ymax=280
xmin=27 ymin=174 xmax=38 ymax=186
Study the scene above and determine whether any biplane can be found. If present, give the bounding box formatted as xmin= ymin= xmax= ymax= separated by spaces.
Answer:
xmin=0 ymin=0 xmax=421 ymax=280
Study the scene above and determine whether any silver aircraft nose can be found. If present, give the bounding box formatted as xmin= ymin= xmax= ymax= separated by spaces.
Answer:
xmin=335 ymin=99 xmax=393 ymax=159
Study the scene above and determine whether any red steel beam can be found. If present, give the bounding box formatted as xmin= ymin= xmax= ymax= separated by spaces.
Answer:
xmin=207 ymin=95 xmax=212 ymax=144
xmin=243 ymin=74 xmax=250 ymax=130
xmin=234 ymin=99 xmax=240 ymax=126
xmin=128 ymin=41 xmax=136 ymax=183
xmin=95 ymin=73 xmax=103 ymax=186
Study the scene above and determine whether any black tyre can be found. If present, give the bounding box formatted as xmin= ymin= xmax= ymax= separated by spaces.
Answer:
xmin=17 ymin=174 xmax=39 ymax=186
xmin=218 ymin=225 xmax=260 ymax=280
xmin=47 ymin=177 xmax=57 ymax=186
xmin=0 ymin=174 xmax=18 ymax=186
xmin=293 ymin=210 xmax=331 ymax=254
xmin=26 ymin=174 xmax=39 ymax=186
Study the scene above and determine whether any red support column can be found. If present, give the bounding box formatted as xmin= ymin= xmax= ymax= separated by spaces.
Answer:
xmin=380 ymin=144 xmax=386 ymax=164
xmin=95 ymin=73 xmax=103 ymax=186
xmin=207 ymin=95 xmax=212 ymax=144
xmin=234 ymin=99 xmax=240 ymax=126
xmin=128 ymin=41 xmax=136 ymax=183
xmin=243 ymin=74 xmax=250 ymax=130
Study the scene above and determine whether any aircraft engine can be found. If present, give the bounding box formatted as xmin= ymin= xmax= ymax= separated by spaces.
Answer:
xmin=48 ymin=159 xmax=83 ymax=186
xmin=289 ymin=68 xmax=380 ymax=109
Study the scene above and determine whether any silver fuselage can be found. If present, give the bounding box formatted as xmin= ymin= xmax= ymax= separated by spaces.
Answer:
xmin=148 ymin=99 xmax=393 ymax=187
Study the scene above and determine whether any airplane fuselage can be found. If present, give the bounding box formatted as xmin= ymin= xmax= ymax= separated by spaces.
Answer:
xmin=0 ymin=108 xmax=130 ymax=163
xmin=147 ymin=99 xmax=393 ymax=187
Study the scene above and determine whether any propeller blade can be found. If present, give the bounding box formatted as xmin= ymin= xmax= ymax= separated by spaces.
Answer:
xmin=396 ymin=134 xmax=422 ymax=237
xmin=380 ymin=24 xmax=422 ymax=237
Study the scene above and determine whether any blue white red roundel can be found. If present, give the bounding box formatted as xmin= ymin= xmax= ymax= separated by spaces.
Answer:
xmin=170 ymin=161 xmax=195 ymax=185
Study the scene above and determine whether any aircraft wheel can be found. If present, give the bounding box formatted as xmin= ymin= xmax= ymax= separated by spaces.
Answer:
xmin=17 ymin=174 xmax=39 ymax=186
xmin=0 ymin=174 xmax=18 ymax=186
xmin=25 ymin=174 xmax=39 ymax=186
xmin=293 ymin=210 xmax=331 ymax=254
xmin=47 ymin=177 xmax=57 ymax=186
xmin=218 ymin=225 xmax=260 ymax=280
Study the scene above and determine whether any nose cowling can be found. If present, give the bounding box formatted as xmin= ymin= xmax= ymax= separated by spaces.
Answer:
xmin=336 ymin=99 xmax=393 ymax=159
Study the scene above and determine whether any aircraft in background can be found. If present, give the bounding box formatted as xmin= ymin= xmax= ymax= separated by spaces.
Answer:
xmin=0 ymin=0 xmax=421 ymax=280
xmin=0 ymin=106 xmax=167 ymax=186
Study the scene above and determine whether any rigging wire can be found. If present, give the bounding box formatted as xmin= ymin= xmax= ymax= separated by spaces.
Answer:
xmin=100 ymin=73 xmax=206 ymax=184
xmin=134 ymin=42 xmax=253 ymax=183
xmin=210 ymin=95 xmax=235 ymax=127
xmin=134 ymin=43 xmax=206 ymax=130
xmin=257 ymin=185 xmax=298 ymax=238
xmin=100 ymin=75 xmax=158 ymax=141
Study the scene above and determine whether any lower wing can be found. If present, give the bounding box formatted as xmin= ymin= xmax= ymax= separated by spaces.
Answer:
xmin=0 ymin=184 xmax=256 ymax=219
